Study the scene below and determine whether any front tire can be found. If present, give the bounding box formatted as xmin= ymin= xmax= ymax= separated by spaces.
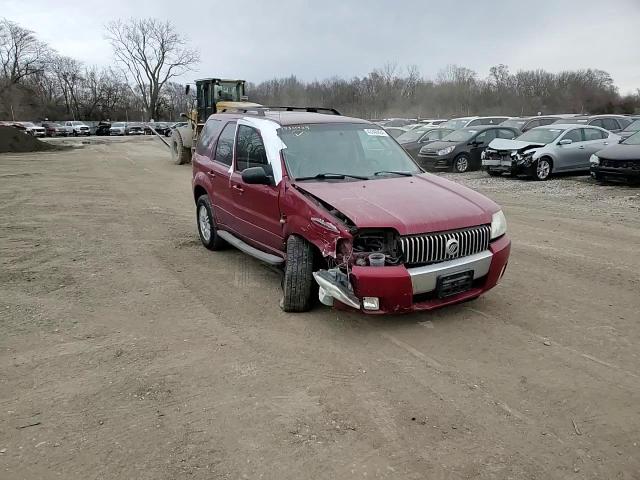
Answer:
xmin=281 ymin=236 xmax=315 ymax=312
xmin=533 ymin=158 xmax=552 ymax=181
xmin=452 ymin=154 xmax=471 ymax=173
xmin=196 ymin=195 xmax=225 ymax=250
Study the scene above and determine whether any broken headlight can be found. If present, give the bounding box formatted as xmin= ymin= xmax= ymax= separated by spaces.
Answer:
xmin=352 ymin=229 xmax=402 ymax=266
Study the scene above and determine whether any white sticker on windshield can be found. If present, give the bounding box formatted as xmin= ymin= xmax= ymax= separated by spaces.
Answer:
xmin=364 ymin=128 xmax=389 ymax=137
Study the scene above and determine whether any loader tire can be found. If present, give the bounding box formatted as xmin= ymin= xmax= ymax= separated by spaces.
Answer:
xmin=171 ymin=130 xmax=191 ymax=165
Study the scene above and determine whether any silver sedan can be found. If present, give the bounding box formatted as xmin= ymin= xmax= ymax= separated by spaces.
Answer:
xmin=482 ymin=124 xmax=620 ymax=180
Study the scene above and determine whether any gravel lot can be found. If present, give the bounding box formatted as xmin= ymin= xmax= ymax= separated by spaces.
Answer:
xmin=1 ymin=137 xmax=639 ymax=479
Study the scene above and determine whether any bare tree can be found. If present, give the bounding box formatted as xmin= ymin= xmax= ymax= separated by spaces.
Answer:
xmin=0 ymin=18 xmax=50 ymax=88
xmin=105 ymin=18 xmax=199 ymax=120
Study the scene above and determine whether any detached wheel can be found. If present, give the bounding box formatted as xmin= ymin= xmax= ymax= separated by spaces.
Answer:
xmin=281 ymin=236 xmax=315 ymax=312
xmin=533 ymin=158 xmax=552 ymax=181
xmin=196 ymin=195 xmax=225 ymax=250
xmin=171 ymin=130 xmax=191 ymax=165
xmin=487 ymin=169 xmax=502 ymax=177
xmin=452 ymin=154 xmax=470 ymax=173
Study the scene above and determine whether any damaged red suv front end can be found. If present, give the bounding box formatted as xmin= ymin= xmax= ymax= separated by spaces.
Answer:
xmin=192 ymin=111 xmax=509 ymax=314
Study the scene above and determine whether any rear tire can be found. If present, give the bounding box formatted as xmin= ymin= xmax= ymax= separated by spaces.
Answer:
xmin=452 ymin=153 xmax=471 ymax=173
xmin=281 ymin=236 xmax=315 ymax=312
xmin=196 ymin=195 xmax=226 ymax=250
xmin=171 ymin=130 xmax=191 ymax=165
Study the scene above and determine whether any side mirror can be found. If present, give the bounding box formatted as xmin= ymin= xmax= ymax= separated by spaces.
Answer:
xmin=558 ymin=139 xmax=572 ymax=145
xmin=179 ymin=112 xmax=188 ymax=119
xmin=241 ymin=166 xmax=272 ymax=185
xmin=619 ymin=138 xmax=625 ymax=143
xmin=185 ymin=85 xmax=190 ymax=95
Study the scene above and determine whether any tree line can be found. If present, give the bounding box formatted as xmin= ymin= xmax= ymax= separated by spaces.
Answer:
xmin=0 ymin=17 xmax=196 ymax=122
xmin=1 ymin=17 xmax=638 ymax=123
xmin=248 ymin=63 xmax=640 ymax=119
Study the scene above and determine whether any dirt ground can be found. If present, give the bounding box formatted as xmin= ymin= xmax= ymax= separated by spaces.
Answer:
xmin=1 ymin=137 xmax=639 ymax=479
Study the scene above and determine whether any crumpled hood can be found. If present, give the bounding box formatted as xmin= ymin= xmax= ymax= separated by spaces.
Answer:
xmin=487 ymin=138 xmax=545 ymax=152
xmin=294 ymin=174 xmax=498 ymax=235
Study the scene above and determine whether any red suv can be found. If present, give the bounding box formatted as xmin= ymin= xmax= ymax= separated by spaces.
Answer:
xmin=192 ymin=109 xmax=510 ymax=314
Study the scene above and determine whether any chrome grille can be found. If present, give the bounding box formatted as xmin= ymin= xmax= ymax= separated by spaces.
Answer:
xmin=400 ymin=225 xmax=491 ymax=265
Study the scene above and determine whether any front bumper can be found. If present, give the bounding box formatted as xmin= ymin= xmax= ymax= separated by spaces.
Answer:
xmin=417 ymin=153 xmax=454 ymax=170
xmin=483 ymin=156 xmax=534 ymax=175
xmin=320 ymin=235 xmax=511 ymax=314
xmin=591 ymin=164 xmax=640 ymax=180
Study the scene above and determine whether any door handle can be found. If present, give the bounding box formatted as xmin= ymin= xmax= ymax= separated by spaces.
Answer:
xmin=603 ymin=142 xmax=609 ymax=145
xmin=232 ymin=184 xmax=244 ymax=193
xmin=207 ymin=170 xmax=216 ymax=177
xmin=578 ymin=146 xmax=585 ymax=149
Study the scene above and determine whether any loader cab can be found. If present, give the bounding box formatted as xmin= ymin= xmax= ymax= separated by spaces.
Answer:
xmin=195 ymin=78 xmax=248 ymax=122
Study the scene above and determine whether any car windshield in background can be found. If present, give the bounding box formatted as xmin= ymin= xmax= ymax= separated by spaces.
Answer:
xmin=440 ymin=119 xmax=469 ymax=130
xmin=501 ymin=119 xmax=527 ymax=129
xmin=622 ymin=131 xmax=640 ymax=145
xmin=622 ymin=119 xmax=640 ymax=132
xmin=396 ymin=127 xmax=432 ymax=143
xmin=442 ymin=128 xmax=478 ymax=142
xmin=278 ymin=123 xmax=421 ymax=180
xmin=516 ymin=128 xmax=564 ymax=144
xmin=21 ymin=122 xmax=35 ymax=127
xmin=112 ymin=123 xmax=125 ymax=127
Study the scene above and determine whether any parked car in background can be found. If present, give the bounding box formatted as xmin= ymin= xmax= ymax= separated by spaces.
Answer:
xmin=41 ymin=122 xmax=68 ymax=137
xmin=64 ymin=120 xmax=90 ymax=136
xmin=95 ymin=121 xmax=112 ymax=136
xmin=590 ymin=130 xmax=640 ymax=184
xmin=126 ymin=123 xmax=145 ymax=135
xmin=439 ymin=116 xmax=510 ymax=130
xmin=18 ymin=122 xmax=46 ymax=137
xmin=397 ymin=126 xmax=454 ymax=159
xmin=192 ymin=110 xmax=510 ymax=313
xmin=552 ymin=115 xmax=632 ymax=133
xmin=384 ymin=126 xmax=409 ymax=139
xmin=144 ymin=122 xmax=171 ymax=136
xmin=500 ymin=116 xmax=558 ymax=132
xmin=110 ymin=122 xmax=127 ymax=135
xmin=383 ymin=118 xmax=416 ymax=127
xmin=617 ymin=119 xmax=640 ymax=139
xmin=417 ymin=125 xmax=521 ymax=172
xmin=482 ymin=124 xmax=618 ymax=180
xmin=418 ymin=119 xmax=447 ymax=126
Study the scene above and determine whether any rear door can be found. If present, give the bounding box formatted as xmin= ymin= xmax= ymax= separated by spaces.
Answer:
xmin=228 ymin=124 xmax=283 ymax=253
xmin=580 ymin=127 xmax=610 ymax=169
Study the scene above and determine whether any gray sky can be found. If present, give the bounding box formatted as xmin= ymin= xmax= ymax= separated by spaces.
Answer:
xmin=2 ymin=0 xmax=639 ymax=93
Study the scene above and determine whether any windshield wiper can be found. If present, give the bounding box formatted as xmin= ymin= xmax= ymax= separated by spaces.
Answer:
xmin=295 ymin=172 xmax=368 ymax=181
xmin=373 ymin=170 xmax=413 ymax=177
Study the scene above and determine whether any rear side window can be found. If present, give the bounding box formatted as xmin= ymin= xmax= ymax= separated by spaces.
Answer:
xmin=235 ymin=125 xmax=268 ymax=171
xmin=600 ymin=118 xmax=619 ymax=131
xmin=538 ymin=118 xmax=556 ymax=127
xmin=195 ymin=119 xmax=223 ymax=156
xmin=214 ymin=122 xmax=236 ymax=166
xmin=583 ymin=128 xmax=606 ymax=140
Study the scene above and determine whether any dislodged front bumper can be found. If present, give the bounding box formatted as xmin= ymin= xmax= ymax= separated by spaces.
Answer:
xmin=316 ymin=235 xmax=511 ymax=314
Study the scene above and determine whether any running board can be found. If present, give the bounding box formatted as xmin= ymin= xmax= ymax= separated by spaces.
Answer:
xmin=217 ymin=230 xmax=284 ymax=266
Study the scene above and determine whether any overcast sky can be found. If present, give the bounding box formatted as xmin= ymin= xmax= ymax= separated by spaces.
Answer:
xmin=2 ymin=0 xmax=639 ymax=93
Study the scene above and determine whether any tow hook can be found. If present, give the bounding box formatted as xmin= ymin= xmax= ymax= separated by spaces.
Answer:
xmin=313 ymin=269 xmax=360 ymax=309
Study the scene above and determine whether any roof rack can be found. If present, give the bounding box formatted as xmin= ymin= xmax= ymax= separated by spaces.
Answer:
xmin=219 ymin=106 xmax=342 ymax=116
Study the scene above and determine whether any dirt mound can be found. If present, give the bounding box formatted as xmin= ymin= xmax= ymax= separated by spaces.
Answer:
xmin=0 ymin=126 xmax=56 ymax=153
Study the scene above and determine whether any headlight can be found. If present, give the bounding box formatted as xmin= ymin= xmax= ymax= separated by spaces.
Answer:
xmin=590 ymin=154 xmax=599 ymax=165
xmin=437 ymin=145 xmax=455 ymax=156
xmin=491 ymin=210 xmax=507 ymax=240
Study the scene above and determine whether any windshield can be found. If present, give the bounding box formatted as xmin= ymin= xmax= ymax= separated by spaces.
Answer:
xmin=21 ymin=122 xmax=35 ymax=127
xmin=112 ymin=122 xmax=125 ymax=127
xmin=516 ymin=128 xmax=564 ymax=144
xmin=440 ymin=118 xmax=470 ymax=130
xmin=278 ymin=123 xmax=421 ymax=180
xmin=622 ymin=119 xmax=640 ymax=132
xmin=501 ymin=119 xmax=527 ymax=129
xmin=622 ymin=131 xmax=640 ymax=145
xmin=396 ymin=126 xmax=434 ymax=143
xmin=441 ymin=128 xmax=478 ymax=142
